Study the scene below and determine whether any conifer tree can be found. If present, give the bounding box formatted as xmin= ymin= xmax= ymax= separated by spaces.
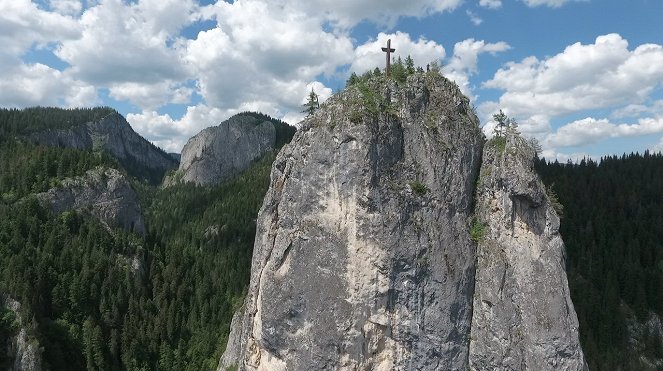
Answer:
xmin=302 ymin=88 xmax=320 ymax=117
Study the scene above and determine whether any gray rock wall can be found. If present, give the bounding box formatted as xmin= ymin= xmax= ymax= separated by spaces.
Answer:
xmin=29 ymin=112 xmax=178 ymax=182
xmin=167 ymin=114 xmax=276 ymax=186
xmin=468 ymin=133 xmax=587 ymax=370
xmin=37 ymin=167 xmax=146 ymax=235
xmin=2 ymin=296 xmax=43 ymax=371
xmin=221 ymin=74 xmax=484 ymax=371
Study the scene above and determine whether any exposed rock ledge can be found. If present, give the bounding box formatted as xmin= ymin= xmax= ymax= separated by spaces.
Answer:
xmin=37 ymin=167 xmax=146 ymax=236
xmin=468 ymin=132 xmax=587 ymax=370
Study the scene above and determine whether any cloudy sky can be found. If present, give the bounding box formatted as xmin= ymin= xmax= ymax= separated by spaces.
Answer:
xmin=2 ymin=0 xmax=663 ymax=160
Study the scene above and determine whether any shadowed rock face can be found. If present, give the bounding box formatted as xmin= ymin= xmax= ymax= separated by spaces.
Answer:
xmin=220 ymin=73 xmax=484 ymax=371
xmin=2 ymin=296 xmax=43 ymax=371
xmin=28 ymin=112 xmax=178 ymax=184
xmin=468 ymin=133 xmax=587 ymax=370
xmin=167 ymin=114 xmax=276 ymax=186
xmin=37 ymin=167 xmax=146 ymax=236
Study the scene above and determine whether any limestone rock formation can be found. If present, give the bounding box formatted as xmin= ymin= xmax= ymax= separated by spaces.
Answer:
xmin=2 ymin=296 xmax=43 ymax=371
xmin=468 ymin=133 xmax=587 ymax=370
xmin=221 ymin=73 xmax=484 ymax=370
xmin=37 ymin=167 xmax=146 ymax=235
xmin=220 ymin=72 xmax=587 ymax=371
xmin=28 ymin=112 xmax=178 ymax=183
xmin=166 ymin=114 xmax=276 ymax=186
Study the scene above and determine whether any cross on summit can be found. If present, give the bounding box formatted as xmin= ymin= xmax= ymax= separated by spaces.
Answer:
xmin=381 ymin=39 xmax=395 ymax=76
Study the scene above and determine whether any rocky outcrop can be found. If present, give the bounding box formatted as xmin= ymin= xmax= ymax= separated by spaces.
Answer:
xmin=468 ymin=132 xmax=587 ymax=370
xmin=37 ymin=167 xmax=146 ymax=235
xmin=166 ymin=114 xmax=276 ymax=186
xmin=28 ymin=112 xmax=178 ymax=183
xmin=2 ymin=296 xmax=43 ymax=371
xmin=220 ymin=73 xmax=484 ymax=370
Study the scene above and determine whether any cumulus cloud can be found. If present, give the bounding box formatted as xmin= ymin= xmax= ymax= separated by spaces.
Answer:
xmin=466 ymin=10 xmax=483 ymax=25
xmin=190 ymin=0 xmax=352 ymax=114
xmin=261 ymin=0 xmax=463 ymax=29
xmin=543 ymin=117 xmax=663 ymax=148
xmin=0 ymin=63 xmax=98 ymax=108
xmin=49 ymin=0 xmax=83 ymax=15
xmin=521 ymin=0 xmax=585 ymax=7
xmin=0 ymin=0 xmax=80 ymax=59
xmin=443 ymin=39 xmax=510 ymax=100
xmin=479 ymin=0 xmax=502 ymax=9
xmin=56 ymin=0 xmax=194 ymax=86
xmin=481 ymin=34 xmax=663 ymax=139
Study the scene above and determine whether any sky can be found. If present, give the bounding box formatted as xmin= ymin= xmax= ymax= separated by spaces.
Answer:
xmin=2 ymin=0 xmax=663 ymax=160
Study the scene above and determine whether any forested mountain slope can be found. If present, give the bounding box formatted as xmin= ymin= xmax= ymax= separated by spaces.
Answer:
xmin=0 ymin=108 xmax=295 ymax=370
xmin=537 ymin=152 xmax=663 ymax=370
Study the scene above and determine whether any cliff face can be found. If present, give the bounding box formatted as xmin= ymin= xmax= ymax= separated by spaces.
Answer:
xmin=36 ymin=167 xmax=146 ymax=236
xmin=166 ymin=114 xmax=276 ymax=186
xmin=221 ymin=73 xmax=484 ymax=370
xmin=220 ymin=73 xmax=586 ymax=371
xmin=2 ymin=296 xmax=43 ymax=371
xmin=28 ymin=112 xmax=178 ymax=183
xmin=468 ymin=133 xmax=586 ymax=370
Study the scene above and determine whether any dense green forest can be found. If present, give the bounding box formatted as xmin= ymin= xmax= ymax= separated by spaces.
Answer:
xmin=0 ymin=107 xmax=293 ymax=370
xmin=2 ymin=106 xmax=663 ymax=370
xmin=537 ymin=152 xmax=663 ymax=370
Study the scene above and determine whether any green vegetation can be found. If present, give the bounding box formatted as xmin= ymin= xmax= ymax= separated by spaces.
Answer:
xmin=537 ymin=151 xmax=663 ymax=370
xmin=0 ymin=108 xmax=295 ymax=370
xmin=409 ymin=181 xmax=429 ymax=195
xmin=470 ymin=218 xmax=488 ymax=242
xmin=302 ymin=88 xmax=320 ymax=117
xmin=487 ymin=136 xmax=506 ymax=153
xmin=0 ymin=107 xmax=115 ymax=142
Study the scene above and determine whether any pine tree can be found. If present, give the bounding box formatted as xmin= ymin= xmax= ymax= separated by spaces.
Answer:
xmin=302 ymin=88 xmax=320 ymax=117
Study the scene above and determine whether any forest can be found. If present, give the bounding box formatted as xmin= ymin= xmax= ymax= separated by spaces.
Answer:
xmin=0 ymin=107 xmax=290 ymax=370
xmin=537 ymin=152 xmax=663 ymax=370
xmin=1 ymin=107 xmax=662 ymax=370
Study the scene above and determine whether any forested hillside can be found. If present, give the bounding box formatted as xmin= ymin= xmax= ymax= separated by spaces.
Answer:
xmin=537 ymin=152 xmax=663 ymax=370
xmin=0 ymin=107 xmax=294 ymax=370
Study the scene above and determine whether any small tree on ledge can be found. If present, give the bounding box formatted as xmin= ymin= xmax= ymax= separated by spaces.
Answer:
xmin=302 ymin=88 xmax=320 ymax=117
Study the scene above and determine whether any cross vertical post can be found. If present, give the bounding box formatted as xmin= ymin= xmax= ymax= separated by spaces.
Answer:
xmin=381 ymin=39 xmax=396 ymax=76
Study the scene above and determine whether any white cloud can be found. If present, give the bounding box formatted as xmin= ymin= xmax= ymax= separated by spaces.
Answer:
xmin=351 ymin=32 xmax=446 ymax=75
xmin=49 ymin=0 xmax=83 ymax=15
xmin=0 ymin=63 xmax=98 ymax=108
xmin=56 ymin=0 xmax=194 ymax=86
xmin=189 ymin=0 xmax=352 ymax=113
xmin=521 ymin=0 xmax=585 ymax=8
xmin=543 ymin=117 xmax=663 ymax=148
xmin=481 ymin=34 xmax=663 ymax=138
xmin=652 ymin=137 xmax=663 ymax=153
xmin=479 ymin=0 xmax=502 ymax=9
xmin=0 ymin=0 xmax=80 ymax=59
xmin=109 ymin=81 xmax=193 ymax=110
xmin=443 ymin=39 xmax=510 ymax=100
xmin=466 ymin=10 xmax=483 ymax=25
xmin=257 ymin=0 xmax=463 ymax=29
xmin=612 ymin=100 xmax=663 ymax=119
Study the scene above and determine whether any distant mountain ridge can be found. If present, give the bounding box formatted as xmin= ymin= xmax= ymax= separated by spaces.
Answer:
xmin=165 ymin=112 xmax=295 ymax=187
xmin=22 ymin=110 xmax=178 ymax=184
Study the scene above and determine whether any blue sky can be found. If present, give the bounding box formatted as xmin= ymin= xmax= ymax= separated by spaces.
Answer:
xmin=2 ymin=0 xmax=663 ymax=159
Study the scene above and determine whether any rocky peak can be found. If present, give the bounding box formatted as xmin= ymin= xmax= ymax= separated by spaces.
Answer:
xmin=468 ymin=132 xmax=587 ymax=370
xmin=219 ymin=71 xmax=586 ymax=371
xmin=166 ymin=114 xmax=277 ymax=187
xmin=36 ymin=167 xmax=146 ymax=236
xmin=220 ymin=72 xmax=484 ymax=370
xmin=28 ymin=112 xmax=178 ymax=184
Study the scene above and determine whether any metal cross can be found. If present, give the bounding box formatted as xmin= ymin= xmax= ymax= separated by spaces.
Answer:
xmin=381 ymin=39 xmax=396 ymax=76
